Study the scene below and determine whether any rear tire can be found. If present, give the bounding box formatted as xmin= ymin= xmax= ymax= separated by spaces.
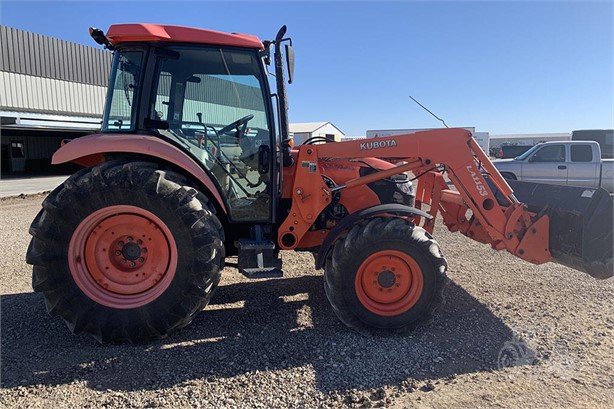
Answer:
xmin=26 ymin=161 xmax=225 ymax=343
xmin=324 ymin=217 xmax=447 ymax=335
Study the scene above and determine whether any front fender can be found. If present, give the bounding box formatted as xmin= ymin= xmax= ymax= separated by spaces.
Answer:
xmin=314 ymin=204 xmax=432 ymax=270
xmin=492 ymin=161 xmax=521 ymax=179
xmin=53 ymin=133 xmax=227 ymax=213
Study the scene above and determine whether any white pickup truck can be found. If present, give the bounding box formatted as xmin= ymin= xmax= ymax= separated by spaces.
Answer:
xmin=492 ymin=141 xmax=614 ymax=193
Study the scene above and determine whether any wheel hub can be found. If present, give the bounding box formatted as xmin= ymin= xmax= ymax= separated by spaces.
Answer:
xmin=355 ymin=250 xmax=424 ymax=316
xmin=108 ymin=234 xmax=149 ymax=270
xmin=120 ymin=240 xmax=143 ymax=261
xmin=377 ymin=270 xmax=396 ymax=288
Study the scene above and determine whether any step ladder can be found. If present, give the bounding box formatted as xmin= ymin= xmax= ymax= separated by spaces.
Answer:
xmin=236 ymin=239 xmax=283 ymax=279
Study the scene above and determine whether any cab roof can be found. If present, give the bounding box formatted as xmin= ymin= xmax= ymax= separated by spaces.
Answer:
xmin=106 ymin=23 xmax=264 ymax=49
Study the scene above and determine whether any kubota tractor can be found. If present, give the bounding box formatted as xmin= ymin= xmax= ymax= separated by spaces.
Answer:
xmin=26 ymin=24 xmax=613 ymax=343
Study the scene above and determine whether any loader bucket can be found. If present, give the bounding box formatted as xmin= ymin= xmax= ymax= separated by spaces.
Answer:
xmin=492 ymin=180 xmax=613 ymax=279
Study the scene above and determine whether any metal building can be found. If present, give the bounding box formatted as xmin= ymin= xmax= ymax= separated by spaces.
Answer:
xmin=489 ymin=133 xmax=571 ymax=148
xmin=289 ymin=122 xmax=345 ymax=145
xmin=0 ymin=25 xmax=112 ymax=173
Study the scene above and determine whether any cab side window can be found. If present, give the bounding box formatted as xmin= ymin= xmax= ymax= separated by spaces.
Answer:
xmin=531 ymin=145 xmax=565 ymax=162
xmin=570 ymin=145 xmax=593 ymax=162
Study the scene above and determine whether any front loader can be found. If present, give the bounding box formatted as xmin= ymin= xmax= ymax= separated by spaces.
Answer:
xmin=26 ymin=24 xmax=613 ymax=343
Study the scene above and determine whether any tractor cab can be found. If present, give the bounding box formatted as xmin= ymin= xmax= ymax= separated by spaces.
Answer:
xmin=99 ymin=25 xmax=290 ymax=225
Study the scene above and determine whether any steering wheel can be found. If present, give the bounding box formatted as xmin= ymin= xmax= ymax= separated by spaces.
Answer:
xmin=218 ymin=114 xmax=254 ymax=137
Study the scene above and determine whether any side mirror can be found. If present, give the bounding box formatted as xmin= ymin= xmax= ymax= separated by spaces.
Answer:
xmin=285 ymin=44 xmax=295 ymax=84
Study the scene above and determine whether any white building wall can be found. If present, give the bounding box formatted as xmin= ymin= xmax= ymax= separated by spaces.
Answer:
xmin=0 ymin=71 xmax=107 ymax=117
xmin=292 ymin=132 xmax=310 ymax=145
xmin=290 ymin=124 xmax=344 ymax=145
xmin=473 ymin=132 xmax=490 ymax=153
xmin=312 ymin=123 xmax=343 ymax=141
xmin=490 ymin=133 xmax=571 ymax=148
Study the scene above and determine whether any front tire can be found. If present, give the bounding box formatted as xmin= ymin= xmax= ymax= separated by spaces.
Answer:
xmin=324 ymin=217 xmax=447 ymax=335
xmin=26 ymin=161 xmax=225 ymax=343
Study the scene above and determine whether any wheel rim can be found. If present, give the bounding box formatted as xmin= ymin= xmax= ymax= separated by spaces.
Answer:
xmin=68 ymin=205 xmax=177 ymax=309
xmin=354 ymin=250 xmax=424 ymax=316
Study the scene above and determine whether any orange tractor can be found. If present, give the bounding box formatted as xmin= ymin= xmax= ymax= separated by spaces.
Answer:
xmin=27 ymin=24 xmax=613 ymax=343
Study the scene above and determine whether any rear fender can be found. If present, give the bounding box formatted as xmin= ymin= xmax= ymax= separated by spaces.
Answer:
xmin=52 ymin=133 xmax=227 ymax=213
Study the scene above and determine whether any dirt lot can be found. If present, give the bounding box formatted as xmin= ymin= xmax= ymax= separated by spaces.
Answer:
xmin=1 ymin=194 xmax=613 ymax=408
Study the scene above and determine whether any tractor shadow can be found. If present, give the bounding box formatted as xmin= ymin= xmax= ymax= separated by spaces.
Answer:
xmin=1 ymin=274 xmax=530 ymax=394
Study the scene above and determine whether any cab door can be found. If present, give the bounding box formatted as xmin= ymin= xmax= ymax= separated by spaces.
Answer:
xmin=568 ymin=144 xmax=600 ymax=188
xmin=150 ymin=46 xmax=274 ymax=222
xmin=523 ymin=144 xmax=567 ymax=185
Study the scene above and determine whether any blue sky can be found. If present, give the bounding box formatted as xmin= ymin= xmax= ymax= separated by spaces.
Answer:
xmin=1 ymin=1 xmax=612 ymax=136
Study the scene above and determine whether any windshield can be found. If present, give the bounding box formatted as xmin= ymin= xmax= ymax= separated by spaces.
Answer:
xmin=515 ymin=144 xmax=541 ymax=160
xmin=102 ymin=50 xmax=144 ymax=131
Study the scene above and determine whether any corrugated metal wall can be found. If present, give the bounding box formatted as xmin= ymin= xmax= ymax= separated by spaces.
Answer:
xmin=24 ymin=134 xmax=64 ymax=159
xmin=0 ymin=71 xmax=107 ymax=116
xmin=0 ymin=25 xmax=111 ymax=86
xmin=0 ymin=25 xmax=111 ymax=117
xmin=152 ymin=72 xmax=268 ymax=128
xmin=182 ymin=100 xmax=267 ymax=129
xmin=185 ymin=75 xmax=265 ymax=111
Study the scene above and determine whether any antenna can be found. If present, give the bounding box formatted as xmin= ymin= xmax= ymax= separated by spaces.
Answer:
xmin=409 ymin=95 xmax=449 ymax=128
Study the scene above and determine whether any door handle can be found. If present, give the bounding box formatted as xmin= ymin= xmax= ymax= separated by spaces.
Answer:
xmin=558 ymin=165 xmax=567 ymax=170
xmin=258 ymin=145 xmax=270 ymax=174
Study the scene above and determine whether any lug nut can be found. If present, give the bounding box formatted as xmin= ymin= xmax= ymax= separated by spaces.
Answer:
xmin=138 ymin=257 xmax=144 ymax=262
xmin=130 ymin=261 xmax=136 ymax=267
xmin=137 ymin=239 xmax=143 ymax=245
xmin=115 ymin=250 xmax=121 ymax=256
xmin=118 ymin=241 xmax=124 ymax=247
xmin=120 ymin=258 xmax=126 ymax=264
xmin=142 ymin=248 xmax=148 ymax=254
xmin=127 ymin=236 xmax=133 ymax=242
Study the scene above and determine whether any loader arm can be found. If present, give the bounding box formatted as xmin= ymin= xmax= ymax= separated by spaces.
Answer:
xmin=279 ymin=128 xmax=612 ymax=278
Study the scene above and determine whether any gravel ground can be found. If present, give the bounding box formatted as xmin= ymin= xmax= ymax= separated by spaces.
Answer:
xmin=1 ymin=194 xmax=613 ymax=408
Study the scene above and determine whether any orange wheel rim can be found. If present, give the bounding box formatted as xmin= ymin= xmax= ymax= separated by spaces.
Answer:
xmin=68 ymin=205 xmax=177 ymax=309
xmin=355 ymin=250 xmax=423 ymax=316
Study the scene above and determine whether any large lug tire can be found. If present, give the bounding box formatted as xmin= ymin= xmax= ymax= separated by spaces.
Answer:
xmin=324 ymin=217 xmax=447 ymax=335
xmin=26 ymin=161 xmax=225 ymax=343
